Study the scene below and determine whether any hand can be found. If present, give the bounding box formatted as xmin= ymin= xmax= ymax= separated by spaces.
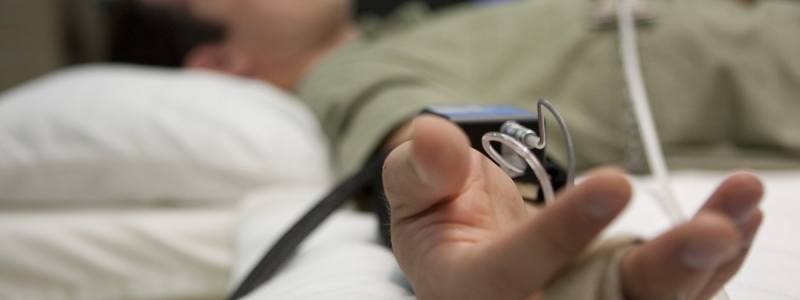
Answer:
xmin=383 ymin=116 xmax=763 ymax=300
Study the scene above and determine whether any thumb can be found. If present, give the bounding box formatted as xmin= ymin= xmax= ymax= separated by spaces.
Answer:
xmin=383 ymin=115 xmax=473 ymax=222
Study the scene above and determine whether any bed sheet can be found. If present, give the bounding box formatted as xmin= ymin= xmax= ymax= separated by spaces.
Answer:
xmin=607 ymin=171 xmax=800 ymax=300
xmin=235 ymin=172 xmax=800 ymax=300
xmin=0 ymin=208 xmax=234 ymax=300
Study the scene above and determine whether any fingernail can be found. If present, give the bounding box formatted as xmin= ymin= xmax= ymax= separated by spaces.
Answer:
xmin=742 ymin=232 xmax=757 ymax=250
xmin=724 ymin=192 xmax=758 ymax=225
xmin=739 ymin=217 xmax=762 ymax=249
xmin=681 ymin=239 xmax=737 ymax=270
xmin=585 ymin=194 xmax=618 ymax=220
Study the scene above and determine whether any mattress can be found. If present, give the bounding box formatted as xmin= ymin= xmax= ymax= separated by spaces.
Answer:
xmin=0 ymin=208 xmax=234 ymax=300
xmin=235 ymin=172 xmax=800 ymax=300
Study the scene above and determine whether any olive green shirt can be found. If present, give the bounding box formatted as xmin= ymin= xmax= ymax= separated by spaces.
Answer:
xmin=299 ymin=0 xmax=800 ymax=177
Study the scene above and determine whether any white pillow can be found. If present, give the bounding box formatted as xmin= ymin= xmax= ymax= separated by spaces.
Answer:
xmin=0 ymin=65 xmax=331 ymax=207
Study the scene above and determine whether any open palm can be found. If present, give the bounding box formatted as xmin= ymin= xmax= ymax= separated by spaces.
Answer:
xmin=383 ymin=116 xmax=763 ymax=300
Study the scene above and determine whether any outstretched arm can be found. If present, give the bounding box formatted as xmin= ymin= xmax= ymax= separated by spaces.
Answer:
xmin=383 ymin=116 xmax=763 ymax=300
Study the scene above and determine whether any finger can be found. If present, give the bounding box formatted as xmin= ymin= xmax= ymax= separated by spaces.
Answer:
xmin=695 ymin=210 xmax=764 ymax=300
xmin=621 ymin=212 xmax=742 ymax=300
xmin=681 ymin=172 xmax=763 ymax=300
xmin=698 ymin=172 xmax=764 ymax=225
xmin=383 ymin=115 xmax=472 ymax=223
xmin=480 ymin=168 xmax=632 ymax=297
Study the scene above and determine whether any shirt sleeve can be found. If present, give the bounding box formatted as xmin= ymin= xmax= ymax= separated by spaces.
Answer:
xmin=298 ymin=31 xmax=473 ymax=177
xmin=335 ymin=84 xmax=458 ymax=177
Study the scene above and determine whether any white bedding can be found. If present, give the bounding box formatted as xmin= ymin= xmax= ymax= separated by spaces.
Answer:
xmin=235 ymin=172 xmax=800 ymax=300
xmin=0 ymin=65 xmax=333 ymax=300
xmin=0 ymin=65 xmax=330 ymax=207
xmin=234 ymin=185 xmax=413 ymax=300
xmin=0 ymin=208 xmax=233 ymax=300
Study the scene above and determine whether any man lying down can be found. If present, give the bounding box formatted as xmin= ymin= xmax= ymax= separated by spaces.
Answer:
xmin=118 ymin=0 xmax=800 ymax=298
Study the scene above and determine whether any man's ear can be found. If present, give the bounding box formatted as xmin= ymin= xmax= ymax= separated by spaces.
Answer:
xmin=184 ymin=44 xmax=253 ymax=76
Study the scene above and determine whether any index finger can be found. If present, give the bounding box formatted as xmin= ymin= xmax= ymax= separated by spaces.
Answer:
xmin=475 ymin=168 xmax=632 ymax=298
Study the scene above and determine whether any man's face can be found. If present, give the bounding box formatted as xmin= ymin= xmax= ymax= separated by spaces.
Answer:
xmin=140 ymin=0 xmax=354 ymax=87
xmin=151 ymin=0 xmax=352 ymax=55
xmin=218 ymin=0 xmax=353 ymax=57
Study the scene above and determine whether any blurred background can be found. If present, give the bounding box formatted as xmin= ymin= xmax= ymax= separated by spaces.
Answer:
xmin=0 ymin=0 xmax=482 ymax=93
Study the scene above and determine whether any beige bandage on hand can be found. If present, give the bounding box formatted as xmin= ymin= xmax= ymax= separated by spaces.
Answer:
xmin=542 ymin=236 xmax=642 ymax=300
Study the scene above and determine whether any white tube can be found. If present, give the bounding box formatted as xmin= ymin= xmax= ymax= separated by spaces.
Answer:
xmin=482 ymin=132 xmax=556 ymax=205
xmin=615 ymin=0 xmax=729 ymax=299
xmin=615 ymin=0 xmax=685 ymax=223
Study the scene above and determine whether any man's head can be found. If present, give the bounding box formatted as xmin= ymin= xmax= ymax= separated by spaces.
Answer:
xmin=109 ymin=0 xmax=357 ymax=90
xmin=217 ymin=0 xmax=357 ymax=89
xmin=107 ymin=0 xmax=225 ymax=68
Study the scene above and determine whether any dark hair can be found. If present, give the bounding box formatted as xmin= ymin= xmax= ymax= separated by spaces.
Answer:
xmin=354 ymin=0 xmax=469 ymax=17
xmin=104 ymin=0 xmax=468 ymax=67
xmin=105 ymin=0 xmax=224 ymax=67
